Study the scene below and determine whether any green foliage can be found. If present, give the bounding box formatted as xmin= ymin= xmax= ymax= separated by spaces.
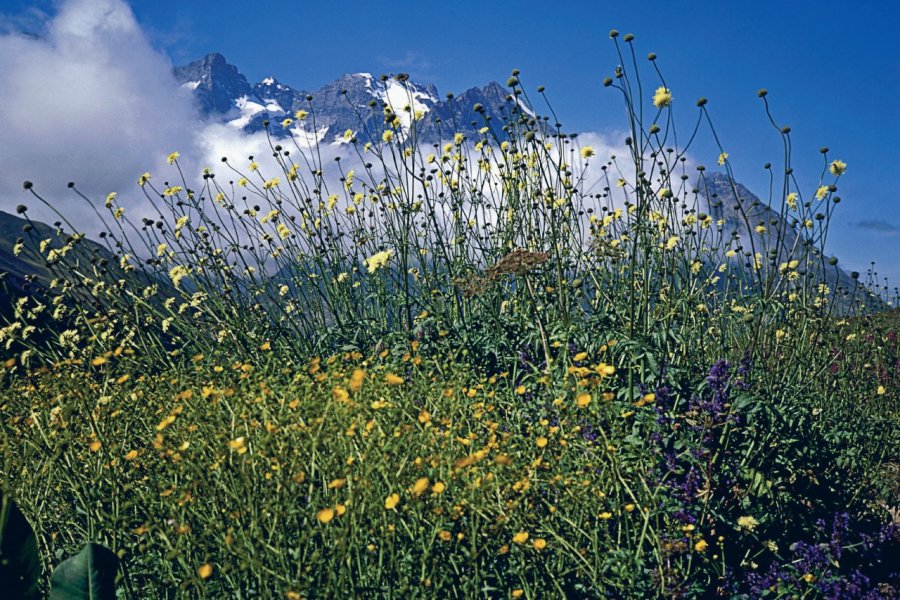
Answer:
xmin=49 ymin=543 xmax=119 ymax=600
xmin=0 ymin=491 xmax=41 ymax=600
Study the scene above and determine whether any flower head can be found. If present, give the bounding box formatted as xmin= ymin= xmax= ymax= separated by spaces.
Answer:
xmin=580 ymin=146 xmax=595 ymax=159
xmin=364 ymin=249 xmax=393 ymax=273
xmin=316 ymin=507 xmax=335 ymax=524
xmin=737 ymin=515 xmax=759 ymax=532
xmin=167 ymin=151 xmax=180 ymax=165
xmin=829 ymin=159 xmax=847 ymax=176
xmin=653 ymin=86 xmax=672 ymax=108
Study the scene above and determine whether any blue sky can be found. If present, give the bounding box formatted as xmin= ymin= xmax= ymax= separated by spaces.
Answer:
xmin=1 ymin=0 xmax=898 ymax=285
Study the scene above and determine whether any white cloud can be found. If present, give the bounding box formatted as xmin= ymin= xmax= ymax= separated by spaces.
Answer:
xmin=0 ymin=0 xmax=641 ymax=260
xmin=0 ymin=0 xmax=199 ymax=232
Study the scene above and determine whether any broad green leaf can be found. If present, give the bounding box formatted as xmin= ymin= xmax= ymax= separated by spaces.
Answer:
xmin=0 ymin=490 xmax=41 ymax=600
xmin=49 ymin=543 xmax=118 ymax=600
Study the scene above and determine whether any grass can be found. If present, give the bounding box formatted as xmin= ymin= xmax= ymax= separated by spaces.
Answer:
xmin=0 ymin=33 xmax=898 ymax=598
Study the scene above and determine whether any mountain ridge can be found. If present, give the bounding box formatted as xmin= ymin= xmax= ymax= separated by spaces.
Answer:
xmin=173 ymin=52 xmax=532 ymax=146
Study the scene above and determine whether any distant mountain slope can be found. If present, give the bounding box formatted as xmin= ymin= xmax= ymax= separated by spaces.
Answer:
xmin=0 ymin=210 xmax=159 ymax=320
xmin=698 ymin=172 xmax=879 ymax=309
xmin=174 ymin=53 xmax=530 ymax=145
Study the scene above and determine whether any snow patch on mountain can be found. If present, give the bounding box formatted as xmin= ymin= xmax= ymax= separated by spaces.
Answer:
xmin=229 ymin=96 xmax=266 ymax=128
xmin=289 ymin=125 xmax=330 ymax=148
xmin=376 ymin=80 xmax=436 ymax=134
xmin=516 ymin=97 xmax=536 ymax=119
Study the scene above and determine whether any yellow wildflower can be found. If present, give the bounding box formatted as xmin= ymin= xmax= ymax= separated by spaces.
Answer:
xmin=316 ymin=507 xmax=335 ymax=524
xmin=384 ymin=373 xmax=404 ymax=385
xmin=653 ymin=86 xmax=672 ymax=108
xmin=364 ymin=249 xmax=393 ymax=273
xmin=411 ymin=477 xmax=430 ymax=496
xmin=829 ymin=160 xmax=846 ymax=176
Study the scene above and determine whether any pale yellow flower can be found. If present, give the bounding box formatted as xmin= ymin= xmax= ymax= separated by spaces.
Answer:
xmin=364 ymin=249 xmax=393 ymax=273
xmin=829 ymin=160 xmax=847 ymax=176
xmin=653 ymin=86 xmax=672 ymax=108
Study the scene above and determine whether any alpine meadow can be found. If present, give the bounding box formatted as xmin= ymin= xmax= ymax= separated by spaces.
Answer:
xmin=0 ymin=11 xmax=898 ymax=600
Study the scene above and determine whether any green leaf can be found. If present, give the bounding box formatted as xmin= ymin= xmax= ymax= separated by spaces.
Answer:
xmin=49 ymin=543 xmax=118 ymax=600
xmin=0 ymin=490 xmax=41 ymax=600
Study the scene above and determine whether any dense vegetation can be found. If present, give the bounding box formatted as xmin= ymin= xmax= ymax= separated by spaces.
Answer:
xmin=1 ymin=33 xmax=897 ymax=598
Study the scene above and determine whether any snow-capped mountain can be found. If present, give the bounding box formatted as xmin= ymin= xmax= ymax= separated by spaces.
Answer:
xmin=174 ymin=53 xmax=526 ymax=146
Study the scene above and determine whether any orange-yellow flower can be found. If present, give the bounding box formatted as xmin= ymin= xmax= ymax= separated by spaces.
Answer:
xmin=411 ymin=477 xmax=430 ymax=496
xmin=384 ymin=373 xmax=404 ymax=385
xmin=316 ymin=507 xmax=335 ymax=524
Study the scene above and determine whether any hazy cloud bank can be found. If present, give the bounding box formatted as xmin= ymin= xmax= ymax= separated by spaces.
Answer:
xmin=0 ymin=0 xmax=199 ymax=230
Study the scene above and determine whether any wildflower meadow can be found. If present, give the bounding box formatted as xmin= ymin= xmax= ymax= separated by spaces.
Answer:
xmin=0 ymin=32 xmax=898 ymax=598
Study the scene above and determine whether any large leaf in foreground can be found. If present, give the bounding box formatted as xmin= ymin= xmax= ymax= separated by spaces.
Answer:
xmin=0 ymin=490 xmax=41 ymax=599
xmin=49 ymin=543 xmax=118 ymax=600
